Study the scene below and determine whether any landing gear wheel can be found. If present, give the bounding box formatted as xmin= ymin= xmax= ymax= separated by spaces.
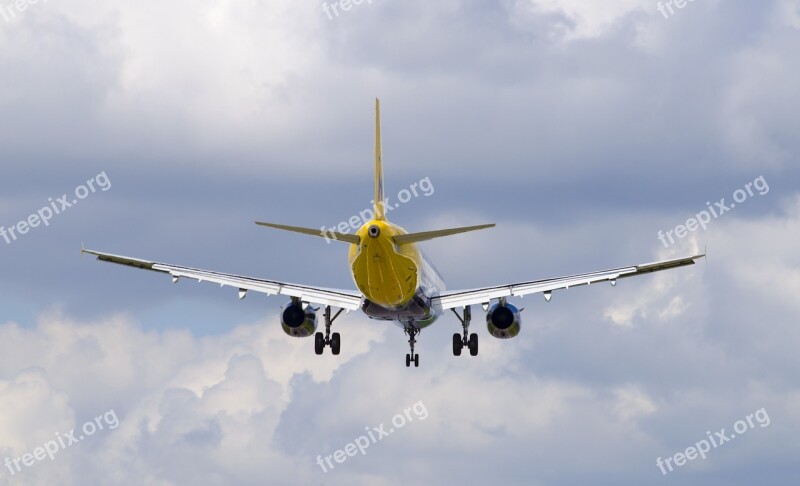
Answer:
xmin=452 ymin=333 xmax=463 ymax=356
xmin=316 ymin=306 xmax=344 ymax=356
xmin=314 ymin=332 xmax=325 ymax=355
xmin=404 ymin=324 xmax=421 ymax=368
xmin=451 ymin=306 xmax=477 ymax=358
xmin=468 ymin=333 xmax=479 ymax=356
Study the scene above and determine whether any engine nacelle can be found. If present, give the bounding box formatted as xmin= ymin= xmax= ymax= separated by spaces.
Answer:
xmin=486 ymin=302 xmax=521 ymax=339
xmin=280 ymin=301 xmax=318 ymax=338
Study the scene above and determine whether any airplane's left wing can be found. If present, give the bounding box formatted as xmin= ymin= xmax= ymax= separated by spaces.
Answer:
xmin=82 ymin=247 xmax=364 ymax=310
xmin=432 ymin=253 xmax=704 ymax=310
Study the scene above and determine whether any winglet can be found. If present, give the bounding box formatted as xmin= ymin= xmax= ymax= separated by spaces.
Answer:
xmin=81 ymin=243 xmax=101 ymax=258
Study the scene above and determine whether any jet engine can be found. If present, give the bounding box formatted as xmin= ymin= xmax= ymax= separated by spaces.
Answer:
xmin=486 ymin=301 xmax=521 ymax=339
xmin=281 ymin=301 xmax=318 ymax=338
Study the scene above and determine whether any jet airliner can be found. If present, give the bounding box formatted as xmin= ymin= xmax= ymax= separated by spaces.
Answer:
xmin=83 ymin=99 xmax=704 ymax=367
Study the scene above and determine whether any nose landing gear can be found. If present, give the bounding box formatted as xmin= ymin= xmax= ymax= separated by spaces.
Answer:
xmin=404 ymin=324 xmax=420 ymax=367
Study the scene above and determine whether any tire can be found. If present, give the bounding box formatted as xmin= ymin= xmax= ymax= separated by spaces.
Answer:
xmin=469 ymin=333 xmax=479 ymax=356
xmin=414 ymin=354 xmax=420 ymax=367
xmin=331 ymin=332 xmax=341 ymax=355
xmin=314 ymin=333 xmax=324 ymax=355
xmin=405 ymin=353 xmax=411 ymax=367
xmin=452 ymin=333 xmax=462 ymax=356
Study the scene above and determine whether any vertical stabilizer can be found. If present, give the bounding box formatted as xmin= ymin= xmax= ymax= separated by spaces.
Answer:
xmin=374 ymin=98 xmax=386 ymax=220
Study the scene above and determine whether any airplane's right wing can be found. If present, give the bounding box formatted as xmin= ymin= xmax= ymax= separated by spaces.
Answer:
xmin=432 ymin=253 xmax=704 ymax=310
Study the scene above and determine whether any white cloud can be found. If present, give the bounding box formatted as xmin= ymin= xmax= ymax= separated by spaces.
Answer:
xmin=513 ymin=0 xmax=650 ymax=40
xmin=0 ymin=312 xmax=386 ymax=485
xmin=613 ymin=385 xmax=658 ymax=421
xmin=776 ymin=0 xmax=800 ymax=30
xmin=0 ymin=1 xmax=799 ymax=484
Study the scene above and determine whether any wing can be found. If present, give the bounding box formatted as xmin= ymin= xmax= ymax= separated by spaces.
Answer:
xmin=432 ymin=253 xmax=704 ymax=310
xmin=81 ymin=247 xmax=363 ymax=310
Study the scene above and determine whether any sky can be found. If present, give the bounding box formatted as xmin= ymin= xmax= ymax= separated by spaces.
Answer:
xmin=0 ymin=0 xmax=799 ymax=484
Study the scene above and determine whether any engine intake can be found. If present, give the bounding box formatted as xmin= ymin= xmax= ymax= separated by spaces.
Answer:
xmin=281 ymin=301 xmax=318 ymax=338
xmin=486 ymin=302 xmax=521 ymax=339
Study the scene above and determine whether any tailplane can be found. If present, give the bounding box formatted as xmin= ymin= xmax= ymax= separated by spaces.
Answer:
xmin=255 ymin=100 xmax=495 ymax=247
xmin=393 ymin=224 xmax=495 ymax=245
xmin=254 ymin=221 xmax=359 ymax=244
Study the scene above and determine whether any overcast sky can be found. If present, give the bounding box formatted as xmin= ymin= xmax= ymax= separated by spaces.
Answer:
xmin=1 ymin=0 xmax=799 ymax=484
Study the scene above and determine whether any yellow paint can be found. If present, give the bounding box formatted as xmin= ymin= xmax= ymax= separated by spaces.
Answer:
xmin=348 ymin=100 xmax=423 ymax=309
xmin=374 ymin=98 xmax=386 ymax=221
xmin=349 ymin=220 xmax=422 ymax=309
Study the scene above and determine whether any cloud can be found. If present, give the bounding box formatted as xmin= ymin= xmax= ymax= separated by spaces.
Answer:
xmin=514 ymin=0 xmax=651 ymax=40
xmin=0 ymin=0 xmax=799 ymax=484
xmin=0 ymin=311 xmax=385 ymax=484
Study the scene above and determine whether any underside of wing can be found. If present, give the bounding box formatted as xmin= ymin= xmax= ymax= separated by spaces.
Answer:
xmin=82 ymin=247 xmax=363 ymax=310
xmin=432 ymin=253 xmax=704 ymax=310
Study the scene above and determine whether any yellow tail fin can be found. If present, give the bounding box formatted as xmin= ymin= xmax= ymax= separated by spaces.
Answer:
xmin=374 ymin=98 xmax=386 ymax=221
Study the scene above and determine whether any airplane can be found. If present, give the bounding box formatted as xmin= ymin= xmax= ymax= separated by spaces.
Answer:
xmin=82 ymin=99 xmax=704 ymax=368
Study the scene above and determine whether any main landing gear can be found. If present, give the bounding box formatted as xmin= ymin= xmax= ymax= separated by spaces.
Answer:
xmin=404 ymin=324 xmax=420 ymax=368
xmin=315 ymin=306 xmax=344 ymax=356
xmin=451 ymin=306 xmax=478 ymax=357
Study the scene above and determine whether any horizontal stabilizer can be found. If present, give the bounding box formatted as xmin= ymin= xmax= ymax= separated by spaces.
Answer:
xmin=393 ymin=224 xmax=495 ymax=246
xmin=255 ymin=221 xmax=360 ymax=244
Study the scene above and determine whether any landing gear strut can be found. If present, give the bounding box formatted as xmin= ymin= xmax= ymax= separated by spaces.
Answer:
xmin=451 ymin=306 xmax=478 ymax=357
xmin=404 ymin=324 xmax=420 ymax=368
xmin=315 ymin=306 xmax=344 ymax=355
